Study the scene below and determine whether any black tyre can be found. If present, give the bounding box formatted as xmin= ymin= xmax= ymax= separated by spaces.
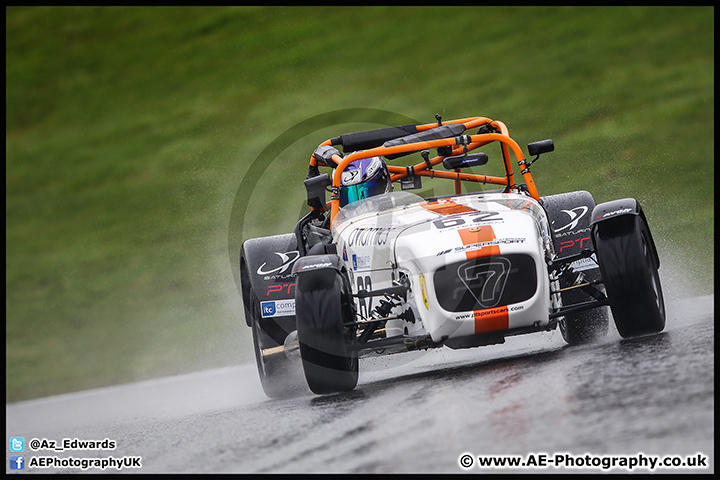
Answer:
xmin=241 ymin=257 xmax=305 ymax=398
xmin=295 ymin=268 xmax=358 ymax=394
xmin=593 ymin=215 xmax=665 ymax=338
xmin=560 ymin=305 xmax=610 ymax=345
xmin=559 ymin=268 xmax=610 ymax=345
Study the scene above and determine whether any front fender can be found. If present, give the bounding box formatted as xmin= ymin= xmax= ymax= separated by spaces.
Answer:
xmin=293 ymin=253 xmax=344 ymax=276
xmin=293 ymin=254 xmax=353 ymax=299
xmin=590 ymin=198 xmax=660 ymax=268
xmin=590 ymin=198 xmax=640 ymax=225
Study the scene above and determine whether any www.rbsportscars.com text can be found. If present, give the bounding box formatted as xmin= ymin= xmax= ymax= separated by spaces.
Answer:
xmin=458 ymin=452 xmax=709 ymax=471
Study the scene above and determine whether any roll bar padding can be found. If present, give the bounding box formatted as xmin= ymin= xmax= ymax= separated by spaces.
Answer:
xmin=330 ymin=124 xmax=418 ymax=153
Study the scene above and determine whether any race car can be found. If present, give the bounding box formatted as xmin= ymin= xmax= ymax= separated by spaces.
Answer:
xmin=240 ymin=115 xmax=665 ymax=397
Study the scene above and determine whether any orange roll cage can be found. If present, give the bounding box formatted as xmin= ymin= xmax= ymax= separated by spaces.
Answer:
xmin=309 ymin=116 xmax=540 ymax=223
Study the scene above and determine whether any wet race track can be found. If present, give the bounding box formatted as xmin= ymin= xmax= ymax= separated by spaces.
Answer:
xmin=6 ymin=295 xmax=714 ymax=474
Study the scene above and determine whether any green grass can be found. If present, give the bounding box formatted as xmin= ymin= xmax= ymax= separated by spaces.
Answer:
xmin=6 ymin=6 xmax=714 ymax=402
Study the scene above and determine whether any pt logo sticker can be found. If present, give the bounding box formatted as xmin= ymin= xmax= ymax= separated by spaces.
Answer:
xmin=257 ymin=251 xmax=300 ymax=275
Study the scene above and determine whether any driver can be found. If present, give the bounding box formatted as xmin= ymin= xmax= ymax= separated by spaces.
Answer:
xmin=337 ymin=156 xmax=393 ymax=207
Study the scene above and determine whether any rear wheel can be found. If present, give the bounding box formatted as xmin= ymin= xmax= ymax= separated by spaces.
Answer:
xmin=295 ymin=268 xmax=358 ymax=394
xmin=241 ymin=258 xmax=305 ymax=398
xmin=593 ymin=215 xmax=665 ymax=338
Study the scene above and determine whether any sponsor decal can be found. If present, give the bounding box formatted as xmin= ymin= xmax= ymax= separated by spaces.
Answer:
xmin=260 ymin=299 xmax=296 ymax=318
xmin=266 ymin=283 xmax=295 ymax=296
xmin=352 ymin=254 xmax=371 ymax=272
xmin=554 ymin=226 xmax=590 ymax=238
xmin=569 ymin=254 xmax=599 ymax=272
xmin=298 ymin=262 xmax=333 ymax=271
xmin=346 ymin=227 xmax=395 ymax=247
xmin=454 ymin=306 xmax=510 ymax=333
xmin=596 ymin=207 xmax=632 ymax=220
xmin=437 ymin=238 xmax=526 ymax=256
xmin=419 ymin=273 xmax=429 ymax=309
xmin=257 ymin=251 xmax=300 ymax=276
xmin=552 ymin=206 xmax=589 ymax=233
xmin=260 ymin=272 xmax=295 ymax=281
xmin=559 ymin=236 xmax=591 ymax=253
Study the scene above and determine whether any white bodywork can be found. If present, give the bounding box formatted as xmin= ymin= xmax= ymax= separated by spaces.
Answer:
xmin=332 ymin=191 xmax=556 ymax=345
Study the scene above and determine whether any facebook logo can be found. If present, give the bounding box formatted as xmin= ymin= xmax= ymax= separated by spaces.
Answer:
xmin=10 ymin=455 xmax=24 ymax=470
xmin=10 ymin=436 xmax=24 ymax=452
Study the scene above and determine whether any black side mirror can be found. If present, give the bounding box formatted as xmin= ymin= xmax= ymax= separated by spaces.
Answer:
xmin=527 ymin=139 xmax=554 ymax=157
xmin=304 ymin=173 xmax=331 ymax=208
xmin=443 ymin=153 xmax=489 ymax=170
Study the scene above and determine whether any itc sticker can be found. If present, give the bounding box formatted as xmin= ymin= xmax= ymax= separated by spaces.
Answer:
xmin=352 ymin=254 xmax=371 ymax=271
xmin=260 ymin=300 xmax=296 ymax=318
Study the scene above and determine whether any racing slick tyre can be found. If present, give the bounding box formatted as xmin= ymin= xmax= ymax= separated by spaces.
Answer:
xmin=295 ymin=268 xmax=358 ymax=394
xmin=592 ymin=215 xmax=665 ymax=338
xmin=241 ymin=258 xmax=305 ymax=398
xmin=560 ymin=304 xmax=609 ymax=345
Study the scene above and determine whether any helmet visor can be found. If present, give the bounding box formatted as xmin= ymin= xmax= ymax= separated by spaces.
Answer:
xmin=339 ymin=171 xmax=389 ymax=207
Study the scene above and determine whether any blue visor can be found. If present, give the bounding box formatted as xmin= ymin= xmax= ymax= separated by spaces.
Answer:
xmin=339 ymin=176 xmax=388 ymax=207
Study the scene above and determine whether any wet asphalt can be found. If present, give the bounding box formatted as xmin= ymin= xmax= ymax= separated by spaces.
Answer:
xmin=6 ymin=295 xmax=713 ymax=474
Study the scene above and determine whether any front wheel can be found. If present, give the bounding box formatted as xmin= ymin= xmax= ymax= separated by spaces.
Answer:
xmin=295 ymin=268 xmax=358 ymax=394
xmin=593 ymin=215 xmax=665 ymax=338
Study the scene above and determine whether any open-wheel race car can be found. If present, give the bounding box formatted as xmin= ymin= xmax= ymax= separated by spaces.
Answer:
xmin=240 ymin=114 xmax=666 ymax=397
